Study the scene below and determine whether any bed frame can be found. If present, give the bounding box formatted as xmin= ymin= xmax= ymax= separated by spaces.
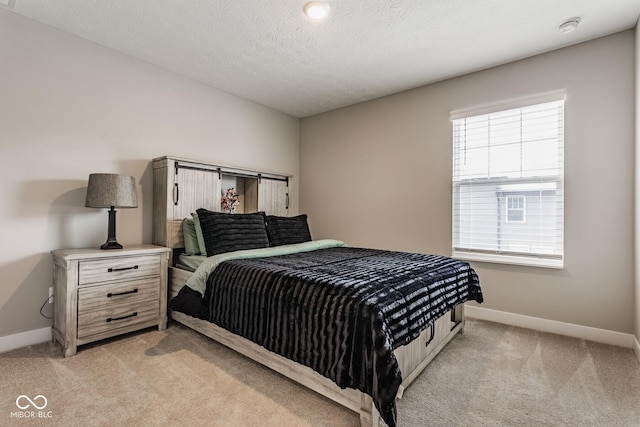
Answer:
xmin=152 ymin=155 xmax=466 ymax=426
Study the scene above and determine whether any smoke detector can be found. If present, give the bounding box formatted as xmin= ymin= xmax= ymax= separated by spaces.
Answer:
xmin=558 ymin=17 xmax=581 ymax=34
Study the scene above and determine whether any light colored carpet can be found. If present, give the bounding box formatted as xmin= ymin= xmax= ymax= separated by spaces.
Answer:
xmin=399 ymin=320 xmax=640 ymax=427
xmin=1 ymin=319 xmax=638 ymax=426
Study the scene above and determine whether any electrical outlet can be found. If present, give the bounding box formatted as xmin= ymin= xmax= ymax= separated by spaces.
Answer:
xmin=49 ymin=286 xmax=54 ymax=304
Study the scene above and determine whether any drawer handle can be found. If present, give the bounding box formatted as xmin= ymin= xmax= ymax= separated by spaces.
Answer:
xmin=107 ymin=265 xmax=139 ymax=273
xmin=106 ymin=312 xmax=138 ymax=323
xmin=425 ymin=324 xmax=435 ymax=347
xmin=107 ymin=288 xmax=139 ymax=298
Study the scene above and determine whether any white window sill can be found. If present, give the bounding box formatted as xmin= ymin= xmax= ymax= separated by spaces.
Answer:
xmin=452 ymin=250 xmax=564 ymax=269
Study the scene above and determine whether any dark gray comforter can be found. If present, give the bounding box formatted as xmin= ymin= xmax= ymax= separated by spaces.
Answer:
xmin=171 ymin=246 xmax=483 ymax=426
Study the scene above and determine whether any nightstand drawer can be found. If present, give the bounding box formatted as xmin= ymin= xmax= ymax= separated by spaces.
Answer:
xmin=78 ymin=278 xmax=159 ymax=312
xmin=78 ymin=255 xmax=160 ymax=285
xmin=77 ymin=300 xmax=159 ymax=339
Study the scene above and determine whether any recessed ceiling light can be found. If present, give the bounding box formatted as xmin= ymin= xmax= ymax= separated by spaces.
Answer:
xmin=558 ymin=17 xmax=581 ymax=34
xmin=303 ymin=1 xmax=331 ymax=21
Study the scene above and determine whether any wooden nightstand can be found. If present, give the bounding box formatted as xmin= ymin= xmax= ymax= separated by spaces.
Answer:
xmin=51 ymin=245 xmax=170 ymax=357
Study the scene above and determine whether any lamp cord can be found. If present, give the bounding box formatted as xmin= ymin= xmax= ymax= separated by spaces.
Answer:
xmin=39 ymin=295 xmax=53 ymax=319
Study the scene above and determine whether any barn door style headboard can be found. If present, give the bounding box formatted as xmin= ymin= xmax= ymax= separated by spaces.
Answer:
xmin=152 ymin=156 xmax=291 ymax=252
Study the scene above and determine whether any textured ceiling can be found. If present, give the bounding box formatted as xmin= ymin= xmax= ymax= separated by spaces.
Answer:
xmin=3 ymin=0 xmax=640 ymax=117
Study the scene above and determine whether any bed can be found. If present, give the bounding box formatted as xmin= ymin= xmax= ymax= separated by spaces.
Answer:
xmin=152 ymin=156 xmax=483 ymax=427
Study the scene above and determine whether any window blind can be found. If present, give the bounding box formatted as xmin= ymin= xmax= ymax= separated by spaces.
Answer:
xmin=452 ymin=94 xmax=564 ymax=268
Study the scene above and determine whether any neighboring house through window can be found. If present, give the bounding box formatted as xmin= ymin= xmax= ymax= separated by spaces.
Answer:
xmin=451 ymin=91 xmax=565 ymax=268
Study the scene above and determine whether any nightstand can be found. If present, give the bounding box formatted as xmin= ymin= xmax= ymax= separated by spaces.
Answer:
xmin=51 ymin=245 xmax=170 ymax=357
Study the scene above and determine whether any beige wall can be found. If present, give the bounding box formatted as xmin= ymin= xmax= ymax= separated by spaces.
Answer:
xmin=635 ymin=21 xmax=640 ymax=348
xmin=0 ymin=10 xmax=299 ymax=338
xmin=301 ymin=31 xmax=636 ymax=334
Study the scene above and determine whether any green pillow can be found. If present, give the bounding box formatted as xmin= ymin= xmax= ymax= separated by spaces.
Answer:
xmin=191 ymin=212 xmax=207 ymax=256
xmin=182 ymin=217 xmax=200 ymax=255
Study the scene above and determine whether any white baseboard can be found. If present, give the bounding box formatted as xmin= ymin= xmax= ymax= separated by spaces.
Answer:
xmin=0 ymin=327 xmax=52 ymax=354
xmin=465 ymin=306 xmax=635 ymax=349
xmin=634 ymin=336 xmax=640 ymax=362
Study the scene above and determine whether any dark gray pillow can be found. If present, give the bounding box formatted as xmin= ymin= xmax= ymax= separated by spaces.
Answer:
xmin=265 ymin=214 xmax=312 ymax=247
xmin=196 ymin=209 xmax=269 ymax=256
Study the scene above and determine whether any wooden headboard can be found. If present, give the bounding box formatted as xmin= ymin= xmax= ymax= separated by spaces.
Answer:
xmin=152 ymin=156 xmax=291 ymax=254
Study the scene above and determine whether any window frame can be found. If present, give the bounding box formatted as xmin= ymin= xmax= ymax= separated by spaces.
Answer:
xmin=450 ymin=90 xmax=565 ymax=269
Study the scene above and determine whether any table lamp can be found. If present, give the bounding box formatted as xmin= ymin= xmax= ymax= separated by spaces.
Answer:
xmin=85 ymin=173 xmax=138 ymax=249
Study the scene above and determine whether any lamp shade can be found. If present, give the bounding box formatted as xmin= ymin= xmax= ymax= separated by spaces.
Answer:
xmin=85 ymin=174 xmax=138 ymax=208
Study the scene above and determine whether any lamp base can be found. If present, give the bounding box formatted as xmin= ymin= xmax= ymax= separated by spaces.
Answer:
xmin=100 ymin=207 xmax=123 ymax=250
xmin=100 ymin=240 xmax=123 ymax=250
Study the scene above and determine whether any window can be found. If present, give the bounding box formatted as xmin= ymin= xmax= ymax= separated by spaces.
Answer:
xmin=506 ymin=195 xmax=525 ymax=223
xmin=451 ymin=91 xmax=564 ymax=268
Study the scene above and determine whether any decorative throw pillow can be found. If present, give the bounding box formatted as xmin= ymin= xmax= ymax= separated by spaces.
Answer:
xmin=182 ymin=217 xmax=200 ymax=255
xmin=195 ymin=208 xmax=269 ymax=257
xmin=191 ymin=212 xmax=208 ymax=256
xmin=265 ymin=214 xmax=312 ymax=246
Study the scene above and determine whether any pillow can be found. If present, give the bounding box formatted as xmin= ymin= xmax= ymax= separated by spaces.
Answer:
xmin=265 ymin=214 xmax=312 ymax=247
xmin=191 ymin=212 xmax=207 ymax=256
xmin=195 ymin=208 xmax=269 ymax=257
xmin=182 ymin=217 xmax=200 ymax=255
